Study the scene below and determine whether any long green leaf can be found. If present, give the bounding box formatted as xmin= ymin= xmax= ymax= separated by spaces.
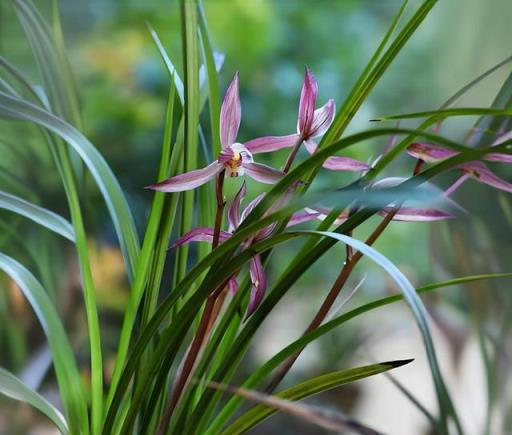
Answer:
xmin=0 ymin=367 xmax=69 ymax=434
xmin=0 ymin=91 xmax=140 ymax=279
xmin=219 ymin=360 xmax=411 ymax=435
xmin=146 ymin=22 xmax=185 ymax=104
xmin=12 ymin=0 xmax=81 ymax=127
xmin=374 ymin=107 xmax=512 ymax=121
xmin=176 ymin=0 xmax=200 ymax=293
xmin=198 ymin=1 xmax=222 ymax=156
xmin=0 ymin=253 xmax=88 ymax=434
xmin=0 ymin=190 xmax=75 ymax=242
xmin=106 ymin=81 xmax=177 ymax=410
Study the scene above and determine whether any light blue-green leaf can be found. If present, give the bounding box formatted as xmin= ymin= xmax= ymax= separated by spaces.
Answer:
xmin=0 ymin=91 xmax=140 ymax=280
xmin=0 ymin=253 xmax=88 ymax=434
xmin=0 ymin=367 xmax=68 ymax=434
xmin=0 ymin=190 xmax=75 ymax=242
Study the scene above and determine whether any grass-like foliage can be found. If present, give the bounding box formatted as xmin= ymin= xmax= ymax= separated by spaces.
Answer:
xmin=0 ymin=0 xmax=511 ymax=434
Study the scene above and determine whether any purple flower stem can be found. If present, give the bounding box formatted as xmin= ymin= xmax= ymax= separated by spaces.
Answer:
xmin=444 ymin=174 xmax=469 ymax=198
xmin=282 ymin=134 xmax=306 ymax=173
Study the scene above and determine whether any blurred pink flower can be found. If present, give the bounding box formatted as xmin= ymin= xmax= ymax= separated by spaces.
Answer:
xmin=407 ymin=142 xmax=512 ymax=193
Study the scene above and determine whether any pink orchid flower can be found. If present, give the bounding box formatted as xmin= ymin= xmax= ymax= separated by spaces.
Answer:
xmin=171 ymin=182 xmax=319 ymax=316
xmin=147 ymin=73 xmax=285 ymax=192
xmin=244 ymin=68 xmax=369 ymax=172
xmin=407 ymin=141 xmax=512 ymax=194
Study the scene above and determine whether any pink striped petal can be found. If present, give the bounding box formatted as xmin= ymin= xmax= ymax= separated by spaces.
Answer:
xmin=484 ymin=152 xmax=512 ymax=163
xmin=247 ymin=254 xmax=267 ymax=317
xmin=243 ymin=162 xmax=285 ymax=184
xmin=146 ymin=161 xmax=223 ymax=192
xmin=304 ymin=140 xmax=369 ymax=171
xmin=379 ymin=207 xmax=454 ymax=222
xmin=244 ymin=134 xmax=299 ymax=154
xmin=298 ymin=67 xmax=318 ymax=136
xmin=309 ymin=99 xmax=336 ymax=138
xmin=240 ymin=193 xmax=265 ymax=223
xmin=407 ymin=143 xmax=457 ymax=162
xmin=171 ymin=227 xmax=232 ymax=248
xmin=228 ymin=276 xmax=239 ymax=294
xmin=228 ymin=182 xmax=247 ymax=231
xmin=220 ymin=73 xmax=241 ymax=148
xmin=460 ymin=161 xmax=512 ymax=193
xmin=286 ymin=209 xmax=320 ymax=227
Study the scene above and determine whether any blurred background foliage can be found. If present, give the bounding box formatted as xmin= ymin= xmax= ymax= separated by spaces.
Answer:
xmin=0 ymin=0 xmax=511 ymax=433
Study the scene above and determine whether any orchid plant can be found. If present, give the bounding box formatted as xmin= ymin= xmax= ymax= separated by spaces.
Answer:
xmin=1 ymin=1 xmax=512 ymax=435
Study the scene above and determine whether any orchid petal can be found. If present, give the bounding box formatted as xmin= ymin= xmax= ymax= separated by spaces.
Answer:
xmin=309 ymin=99 xmax=336 ymax=137
xmin=379 ymin=207 xmax=454 ymax=222
xmin=286 ymin=209 xmax=321 ymax=227
xmin=228 ymin=182 xmax=247 ymax=232
xmin=297 ymin=67 xmax=318 ymax=136
xmin=460 ymin=161 xmax=512 ymax=193
xmin=255 ymin=223 xmax=277 ymax=241
xmin=304 ymin=140 xmax=369 ymax=171
xmin=247 ymin=254 xmax=267 ymax=317
xmin=484 ymin=153 xmax=512 ymax=163
xmin=228 ymin=276 xmax=239 ymax=294
xmin=244 ymin=134 xmax=299 ymax=154
xmin=218 ymin=147 xmax=235 ymax=164
xmin=243 ymin=162 xmax=285 ymax=184
xmin=171 ymin=227 xmax=232 ymax=248
xmin=146 ymin=161 xmax=223 ymax=192
xmin=406 ymin=143 xmax=457 ymax=162
xmin=240 ymin=193 xmax=265 ymax=223
xmin=220 ymin=73 xmax=241 ymax=148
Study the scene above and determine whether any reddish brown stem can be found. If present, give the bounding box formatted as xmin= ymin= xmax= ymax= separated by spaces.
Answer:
xmin=157 ymin=172 xmax=226 ymax=433
xmin=265 ymin=157 xmax=425 ymax=392
xmin=265 ymin=209 xmax=398 ymax=393
xmin=282 ymin=135 xmax=305 ymax=173
xmin=212 ymin=170 xmax=226 ymax=249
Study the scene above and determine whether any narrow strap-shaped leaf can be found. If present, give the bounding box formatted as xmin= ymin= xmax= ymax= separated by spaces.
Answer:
xmin=12 ymin=0 xmax=82 ymax=127
xmin=146 ymin=22 xmax=185 ymax=104
xmin=0 ymin=367 xmax=69 ymax=434
xmin=198 ymin=1 xmax=222 ymax=156
xmin=219 ymin=360 xmax=411 ymax=435
xmin=0 ymin=253 xmax=88 ymax=434
xmin=374 ymin=107 xmax=511 ymax=121
xmin=0 ymin=91 xmax=140 ymax=280
xmin=0 ymin=190 xmax=75 ymax=242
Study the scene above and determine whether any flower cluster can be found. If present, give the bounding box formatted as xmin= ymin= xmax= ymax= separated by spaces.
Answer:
xmin=147 ymin=68 xmax=512 ymax=316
